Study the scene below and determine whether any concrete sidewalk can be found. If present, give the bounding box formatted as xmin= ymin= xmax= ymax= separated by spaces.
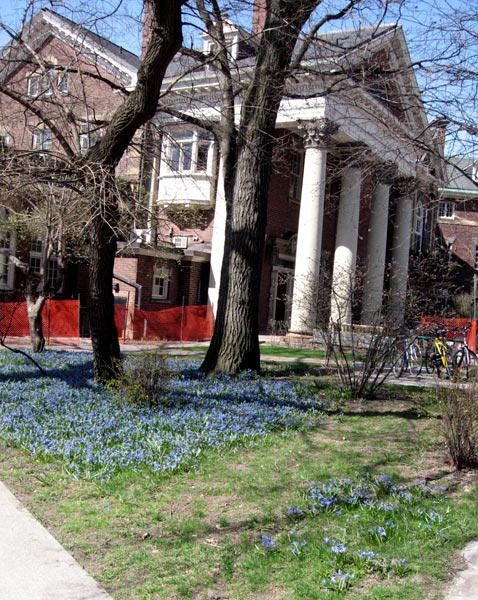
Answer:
xmin=0 ymin=481 xmax=112 ymax=600
xmin=444 ymin=542 xmax=478 ymax=600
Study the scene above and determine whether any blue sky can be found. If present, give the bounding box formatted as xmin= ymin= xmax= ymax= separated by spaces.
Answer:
xmin=0 ymin=0 xmax=145 ymax=53
xmin=1 ymin=0 xmax=476 ymax=153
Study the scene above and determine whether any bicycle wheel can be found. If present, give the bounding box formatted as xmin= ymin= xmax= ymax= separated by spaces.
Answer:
xmin=452 ymin=348 xmax=467 ymax=378
xmin=439 ymin=346 xmax=453 ymax=379
xmin=390 ymin=344 xmax=404 ymax=377
xmin=407 ymin=341 xmax=422 ymax=376
xmin=468 ymin=350 xmax=478 ymax=378
xmin=424 ymin=348 xmax=436 ymax=374
xmin=453 ymin=348 xmax=478 ymax=379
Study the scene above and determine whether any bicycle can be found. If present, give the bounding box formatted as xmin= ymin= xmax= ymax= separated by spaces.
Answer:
xmin=452 ymin=326 xmax=478 ymax=380
xmin=421 ymin=329 xmax=454 ymax=379
xmin=391 ymin=335 xmax=422 ymax=377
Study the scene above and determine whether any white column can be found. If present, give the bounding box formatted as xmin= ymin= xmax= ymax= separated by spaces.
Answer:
xmin=361 ymin=165 xmax=396 ymax=326
xmin=388 ymin=183 xmax=415 ymax=326
xmin=207 ymin=156 xmax=226 ymax=316
xmin=329 ymin=164 xmax=362 ymax=326
xmin=289 ymin=120 xmax=337 ymax=334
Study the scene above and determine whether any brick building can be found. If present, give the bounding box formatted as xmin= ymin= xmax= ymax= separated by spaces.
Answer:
xmin=0 ymin=7 xmax=442 ymax=340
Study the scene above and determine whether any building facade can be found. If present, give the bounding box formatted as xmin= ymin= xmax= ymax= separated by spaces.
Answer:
xmin=0 ymin=8 xmax=441 ymax=340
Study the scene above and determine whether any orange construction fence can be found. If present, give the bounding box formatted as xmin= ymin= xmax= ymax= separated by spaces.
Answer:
xmin=1 ymin=299 xmax=213 ymax=342
xmin=131 ymin=305 xmax=214 ymax=341
xmin=419 ymin=317 xmax=477 ymax=353
xmin=0 ymin=299 xmax=79 ymax=339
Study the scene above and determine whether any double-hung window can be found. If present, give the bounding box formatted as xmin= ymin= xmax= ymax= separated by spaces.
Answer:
xmin=79 ymin=125 xmax=101 ymax=156
xmin=32 ymin=129 xmax=53 ymax=151
xmin=29 ymin=239 xmax=59 ymax=288
xmin=152 ymin=266 xmax=170 ymax=300
xmin=288 ymin=148 xmax=303 ymax=203
xmin=438 ymin=201 xmax=455 ymax=219
xmin=0 ymin=230 xmax=12 ymax=289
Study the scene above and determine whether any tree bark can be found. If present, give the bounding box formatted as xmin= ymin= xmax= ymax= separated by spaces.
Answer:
xmin=26 ymin=293 xmax=47 ymax=353
xmin=201 ymin=0 xmax=320 ymax=375
xmin=84 ymin=0 xmax=183 ymax=381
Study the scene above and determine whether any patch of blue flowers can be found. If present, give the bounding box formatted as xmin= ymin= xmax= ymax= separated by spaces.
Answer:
xmin=0 ymin=351 xmax=322 ymax=480
xmin=306 ymin=473 xmax=428 ymax=513
xmin=258 ymin=473 xmax=448 ymax=593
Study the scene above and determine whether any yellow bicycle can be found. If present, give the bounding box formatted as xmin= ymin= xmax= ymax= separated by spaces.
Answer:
xmin=421 ymin=330 xmax=454 ymax=378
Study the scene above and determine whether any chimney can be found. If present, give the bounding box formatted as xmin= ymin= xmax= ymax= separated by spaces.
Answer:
xmin=252 ymin=0 xmax=267 ymax=38
xmin=141 ymin=0 xmax=154 ymax=58
xmin=429 ymin=117 xmax=449 ymax=157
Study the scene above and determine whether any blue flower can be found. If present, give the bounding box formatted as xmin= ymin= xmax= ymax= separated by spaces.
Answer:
xmin=261 ymin=534 xmax=276 ymax=549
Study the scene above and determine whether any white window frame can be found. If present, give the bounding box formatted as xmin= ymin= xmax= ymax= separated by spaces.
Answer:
xmin=27 ymin=75 xmax=40 ymax=97
xmin=438 ymin=201 xmax=455 ymax=219
xmin=152 ymin=266 xmax=170 ymax=300
xmin=27 ymin=66 xmax=68 ymax=97
xmin=0 ymin=135 xmax=10 ymax=152
xmin=32 ymin=129 xmax=53 ymax=151
xmin=29 ymin=239 xmax=59 ymax=288
xmin=414 ymin=201 xmax=424 ymax=253
xmin=79 ymin=126 xmax=101 ymax=156
xmin=288 ymin=148 xmax=303 ymax=204
xmin=57 ymin=70 xmax=69 ymax=93
xmin=165 ymin=131 xmax=212 ymax=175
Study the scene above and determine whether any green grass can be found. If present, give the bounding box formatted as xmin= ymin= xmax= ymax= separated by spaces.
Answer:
xmin=1 ymin=381 xmax=475 ymax=599
xmin=0 ymin=349 xmax=474 ymax=599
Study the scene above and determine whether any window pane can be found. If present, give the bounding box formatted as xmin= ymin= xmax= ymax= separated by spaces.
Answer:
xmin=182 ymin=143 xmax=192 ymax=171
xmin=58 ymin=71 xmax=69 ymax=93
xmin=170 ymin=146 xmax=180 ymax=171
xmin=197 ymin=142 xmax=208 ymax=171
xmin=28 ymin=76 xmax=39 ymax=96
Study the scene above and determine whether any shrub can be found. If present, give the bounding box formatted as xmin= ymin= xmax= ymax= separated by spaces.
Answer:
xmin=438 ymin=381 xmax=478 ymax=469
xmin=113 ymin=351 xmax=173 ymax=407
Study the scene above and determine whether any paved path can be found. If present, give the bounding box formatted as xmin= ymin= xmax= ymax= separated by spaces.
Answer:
xmin=444 ymin=542 xmax=478 ymax=600
xmin=0 ymin=481 xmax=112 ymax=599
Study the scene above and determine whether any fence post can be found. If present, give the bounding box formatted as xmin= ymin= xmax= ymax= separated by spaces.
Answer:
xmin=180 ymin=296 xmax=185 ymax=342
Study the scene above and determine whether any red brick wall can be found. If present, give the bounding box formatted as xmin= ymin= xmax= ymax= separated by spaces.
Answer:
xmin=0 ymin=33 xmax=138 ymax=177
xmin=439 ymin=199 xmax=478 ymax=267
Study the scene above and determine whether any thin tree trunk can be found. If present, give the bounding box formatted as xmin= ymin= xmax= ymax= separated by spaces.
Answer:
xmin=26 ymin=293 xmax=47 ymax=352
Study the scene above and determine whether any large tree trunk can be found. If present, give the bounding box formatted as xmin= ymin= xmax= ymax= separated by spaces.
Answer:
xmin=88 ymin=178 xmax=122 ymax=380
xmin=26 ymin=293 xmax=47 ymax=353
xmin=202 ymin=0 xmax=319 ymax=375
xmin=85 ymin=0 xmax=183 ymax=380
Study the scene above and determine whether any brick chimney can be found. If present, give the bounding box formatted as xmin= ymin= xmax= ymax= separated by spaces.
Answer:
xmin=252 ymin=0 xmax=267 ymax=38
xmin=141 ymin=0 xmax=154 ymax=58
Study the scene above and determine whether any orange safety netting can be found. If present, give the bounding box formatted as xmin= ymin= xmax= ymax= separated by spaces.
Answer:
xmin=0 ymin=299 xmax=80 ymax=338
xmin=419 ymin=316 xmax=477 ymax=353
xmin=131 ymin=305 xmax=214 ymax=341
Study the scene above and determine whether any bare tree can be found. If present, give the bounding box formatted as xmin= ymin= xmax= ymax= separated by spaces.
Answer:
xmin=0 ymin=0 xmax=183 ymax=379
xmin=161 ymin=0 xmax=415 ymax=375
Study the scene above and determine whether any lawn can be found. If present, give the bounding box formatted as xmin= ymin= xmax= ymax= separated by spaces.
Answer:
xmin=0 ymin=349 xmax=477 ymax=599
